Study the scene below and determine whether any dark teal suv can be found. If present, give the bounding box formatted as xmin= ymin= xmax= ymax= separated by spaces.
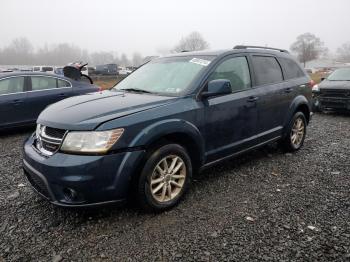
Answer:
xmin=23 ymin=46 xmax=312 ymax=211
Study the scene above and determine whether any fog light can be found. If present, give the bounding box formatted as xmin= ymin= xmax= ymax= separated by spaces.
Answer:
xmin=63 ymin=188 xmax=78 ymax=201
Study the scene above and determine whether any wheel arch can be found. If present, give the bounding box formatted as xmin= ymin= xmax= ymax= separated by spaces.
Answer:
xmin=129 ymin=119 xmax=205 ymax=173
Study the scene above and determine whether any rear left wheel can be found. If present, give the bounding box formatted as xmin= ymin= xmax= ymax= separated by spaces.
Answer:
xmin=280 ymin=111 xmax=307 ymax=152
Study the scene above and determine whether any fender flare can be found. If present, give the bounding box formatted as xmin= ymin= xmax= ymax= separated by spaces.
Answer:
xmin=283 ymin=95 xmax=311 ymax=131
xmin=129 ymin=119 xmax=205 ymax=165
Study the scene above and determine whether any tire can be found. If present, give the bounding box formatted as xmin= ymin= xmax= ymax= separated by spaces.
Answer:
xmin=137 ymin=144 xmax=192 ymax=212
xmin=280 ymin=111 xmax=307 ymax=152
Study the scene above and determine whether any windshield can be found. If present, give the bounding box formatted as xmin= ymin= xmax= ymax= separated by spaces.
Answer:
xmin=327 ymin=68 xmax=350 ymax=81
xmin=113 ymin=56 xmax=214 ymax=95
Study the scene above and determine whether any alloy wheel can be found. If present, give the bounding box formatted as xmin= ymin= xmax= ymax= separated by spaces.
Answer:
xmin=150 ymin=155 xmax=186 ymax=203
xmin=290 ymin=117 xmax=305 ymax=147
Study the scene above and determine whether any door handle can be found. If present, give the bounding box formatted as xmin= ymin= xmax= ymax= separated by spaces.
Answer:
xmin=58 ymin=93 xmax=67 ymax=97
xmin=285 ymin=88 xmax=293 ymax=93
xmin=247 ymin=96 xmax=259 ymax=102
xmin=12 ymin=99 xmax=23 ymax=105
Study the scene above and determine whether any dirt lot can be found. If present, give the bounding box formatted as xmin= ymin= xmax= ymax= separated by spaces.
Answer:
xmin=0 ymin=113 xmax=349 ymax=261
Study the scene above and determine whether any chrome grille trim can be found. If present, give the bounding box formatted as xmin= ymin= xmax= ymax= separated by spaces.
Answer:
xmin=36 ymin=125 xmax=67 ymax=156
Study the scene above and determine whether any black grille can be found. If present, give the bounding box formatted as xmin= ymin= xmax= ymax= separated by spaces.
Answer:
xmin=24 ymin=169 xmax=50 ymax=199
xmin=44 ymin=127 xmax=66 ymax=139
xmin=320 ymin=89 xmax=350 ymax=98
xmin=42 ymin=140 xmax=60 ymax=152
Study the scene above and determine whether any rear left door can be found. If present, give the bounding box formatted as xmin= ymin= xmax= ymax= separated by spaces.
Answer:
xmin=26 ymin=75 xmax=72 ymax=122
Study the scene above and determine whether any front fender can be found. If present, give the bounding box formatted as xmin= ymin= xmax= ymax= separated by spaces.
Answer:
xmin=129 ymin=119 xmax=205 ymax=164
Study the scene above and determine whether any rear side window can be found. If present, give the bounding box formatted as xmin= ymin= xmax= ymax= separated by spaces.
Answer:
xmin=279 ymin=58 xmax=305 ymax=79
xmin=31 ymin=76 xmax=57 ymax=91
xmin=0 ymin=77 xmax=25 ymax=95
xmin=208 ymin=56 xmax=251 ymax=92
xmin=252 ymin=56 xmax=283 ymax=85
xmin=57 ymin=79 xmax=71 ymax=88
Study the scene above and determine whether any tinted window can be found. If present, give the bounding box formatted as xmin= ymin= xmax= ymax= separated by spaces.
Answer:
xmin=42 ymin=67 xmax=53 ymax=72
xmin=0 ymin=77 xmax=25 ymax=95
xmin=208 ymin=56 xmax=251 ymax=92
xmin=252 ymin=56 xmax=283 ymax=85
xmin=57 ymin=79 xmax=71 ymax=88
xmin=31 ymin=76 xmax=57 ymax=91
xmin=279 ymin=58 xmax=305 ymax=79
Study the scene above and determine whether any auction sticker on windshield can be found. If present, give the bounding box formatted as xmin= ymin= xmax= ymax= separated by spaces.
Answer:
xmin=189 ymin=58 xmax=211 ymax=66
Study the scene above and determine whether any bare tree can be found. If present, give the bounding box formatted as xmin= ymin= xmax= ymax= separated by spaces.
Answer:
xmin=120 ymin=53 xmax=130 ymax=67
xmin=1 ymin=37 xmax=34 ymax=65
xmin=173 ymin=31 xmax=209 ymax=53
xmin=132 ymin=52 xmax=143 ymax=67
xmin=337 ymin=42 xmax=350 ymax=62
xmin=290 ymin=33 xmax=328 ymax=66
xmin=90 ymin=51 xmax=115 ymax=65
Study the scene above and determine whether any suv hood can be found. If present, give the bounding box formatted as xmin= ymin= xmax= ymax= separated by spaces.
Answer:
xmin=319 ymin=80 xmax=350 ymax=90
xmin=38 ymin=90 xmax=177 ymax=130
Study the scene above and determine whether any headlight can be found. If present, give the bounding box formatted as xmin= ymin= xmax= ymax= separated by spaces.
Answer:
xmin=312 ymin=84 xmax=320 ymax=92
xmin=60 ymin=128 xmax=124 ymax=153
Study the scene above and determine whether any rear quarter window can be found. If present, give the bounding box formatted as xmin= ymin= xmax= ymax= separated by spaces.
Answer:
xmin=279 ymin=57 xmax=305 ymax=80
xmin=57 ymin=79 xmax=71 ymax=88
xmin=252 ymin=56 xmax=283 ymax=86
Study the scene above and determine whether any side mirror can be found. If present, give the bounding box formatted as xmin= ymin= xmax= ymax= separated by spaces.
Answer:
xmin=201 ymin=79 xmax=232 ymax=99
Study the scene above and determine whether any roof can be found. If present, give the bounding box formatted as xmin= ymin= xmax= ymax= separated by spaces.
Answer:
xmin=162 ymin=47 xmax=292 ymax=59
xmin=0 ymin=72 xmax=73 ymax=82
xmin=0 ymin=72 xmax=64 ymax=78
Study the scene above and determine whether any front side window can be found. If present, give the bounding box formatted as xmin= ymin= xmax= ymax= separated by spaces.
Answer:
xmin=279 ymin=57 xmax=305 ymax=80
xmin=0 ymin=77 xmax=25 ymax=95
xmin=113 ymin=56 xmax=215 ymax=95
xmin=31 ymin=76 xmax=57 ymax=91
xmin=252 ymin=56 xmax=283 ymax=85
xmin=208 ymin=56 xmax=251 ymax=92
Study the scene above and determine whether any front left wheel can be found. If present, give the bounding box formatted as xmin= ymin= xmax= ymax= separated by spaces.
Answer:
xmin=137 ymin=144 xmax=192 ymax=212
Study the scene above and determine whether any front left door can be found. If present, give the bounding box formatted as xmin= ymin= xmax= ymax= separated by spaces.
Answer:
xmin=201 ymin=55 xmax=259 ymax=163
xmin=0 ymin=76 xmax=28 ymax=128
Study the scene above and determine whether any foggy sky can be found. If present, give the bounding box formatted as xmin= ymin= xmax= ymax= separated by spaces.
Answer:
xmin=1 ymin=0 xmax=349 ymax=56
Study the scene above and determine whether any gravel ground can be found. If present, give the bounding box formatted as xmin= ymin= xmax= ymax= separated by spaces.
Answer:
xmin=0 ymin=113 xmax=349 ymax=261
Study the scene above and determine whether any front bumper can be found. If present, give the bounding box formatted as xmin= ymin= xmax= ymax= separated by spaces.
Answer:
xmin=315 ymin=96 xmax=350 ymax=111
xmin=23 ymin=134 xmax=145 ymax=207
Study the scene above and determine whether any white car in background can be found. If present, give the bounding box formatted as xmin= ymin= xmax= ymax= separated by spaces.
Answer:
xmin=118 ymin=67 xmax=132 ymax=75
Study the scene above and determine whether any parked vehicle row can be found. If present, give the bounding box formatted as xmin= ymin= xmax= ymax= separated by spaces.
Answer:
xmin=0 ymin=72 xmax=99 ymax=129
xmin=22 ymin=46 xmax=313 ymax=212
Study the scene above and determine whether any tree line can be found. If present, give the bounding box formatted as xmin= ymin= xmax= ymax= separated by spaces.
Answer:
xmin=1 ymin=32 xmax=349 ymax=67
xmin=0 ymin=38 xmax=144 ymax=67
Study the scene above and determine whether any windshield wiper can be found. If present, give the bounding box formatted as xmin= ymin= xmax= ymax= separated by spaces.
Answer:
xmin=120 ymin=88 xmax=153 ymax=94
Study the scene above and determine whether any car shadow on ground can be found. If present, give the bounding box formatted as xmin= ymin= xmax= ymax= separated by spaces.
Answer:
xmin=26 ymin=142 xmax=283 ymax=226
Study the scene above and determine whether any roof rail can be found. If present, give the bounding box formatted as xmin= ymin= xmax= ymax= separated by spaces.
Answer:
xmin=233 ymin=45 xmax=289 ymax=53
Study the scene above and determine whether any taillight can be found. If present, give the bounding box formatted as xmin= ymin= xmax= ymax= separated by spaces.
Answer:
xmin=98 ymin=86 xmax=103 ymax=92
xmin=309 ymin=79 xmax=315 ymax=88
